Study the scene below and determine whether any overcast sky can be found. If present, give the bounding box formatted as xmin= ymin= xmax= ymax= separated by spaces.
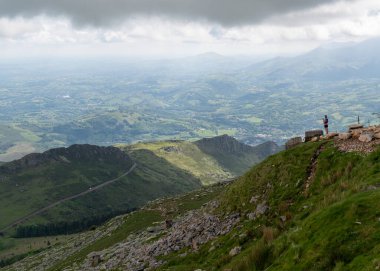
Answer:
xmin=1 ymin=0 xmax=380 ymax=58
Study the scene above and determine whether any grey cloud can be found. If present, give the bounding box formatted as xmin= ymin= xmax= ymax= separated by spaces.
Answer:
xmin=0 ymin=0 xmax=347 ymax=27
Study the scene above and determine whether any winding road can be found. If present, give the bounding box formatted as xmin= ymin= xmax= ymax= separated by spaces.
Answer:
xmin=0 ymin=163 xmax=137 ymax=233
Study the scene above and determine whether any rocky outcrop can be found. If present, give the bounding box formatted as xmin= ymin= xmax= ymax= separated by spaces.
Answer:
xmin=74 ymin=202 xmax=239 ymax=271
xmin=359 ymin=133 xmax=374 ymax=143
xmin=0 ymin=144 xmax=133 ymax=174
xmin=335 ymin=125 xmax=380 ymax=153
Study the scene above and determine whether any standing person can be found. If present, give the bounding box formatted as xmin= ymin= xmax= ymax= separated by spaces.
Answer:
xmin=323 ymin=115 xmax=329 ymax=135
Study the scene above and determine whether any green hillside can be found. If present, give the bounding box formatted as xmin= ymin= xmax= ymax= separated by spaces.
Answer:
xmin=0 ymin=144 xmax=201 ymax=234
xmin=195 ymin=135 xmax=281 ymax=176
xmin=2 ymin=141 xmax=380 ymax=270
xmin=158 ymin=142 xmax=380 ymax=270
xmin=123 ymin=135 xmax=281 ymax=185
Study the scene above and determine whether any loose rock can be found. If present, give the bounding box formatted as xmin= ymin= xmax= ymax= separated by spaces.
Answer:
xmin=338 ymin=133 xmax=351 ymax=140
xmin=359 ymin=133 xmax=373 ymax=143
xmin=229 ymin=246 xmax=242 ymax=257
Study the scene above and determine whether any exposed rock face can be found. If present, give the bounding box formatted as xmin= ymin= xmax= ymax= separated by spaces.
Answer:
xmin=0 ymin=144 xmax=133 ymax=174
xmin=74 ymin=203 xmax=240 ymax=271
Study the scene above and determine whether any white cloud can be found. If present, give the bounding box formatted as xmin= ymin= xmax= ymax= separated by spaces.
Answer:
xmin=0 ymin=0 xmax=379 ymax=58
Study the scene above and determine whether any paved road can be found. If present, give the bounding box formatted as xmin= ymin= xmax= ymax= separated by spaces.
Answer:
xmin=1 ymin=163 xmax=137 ymax=233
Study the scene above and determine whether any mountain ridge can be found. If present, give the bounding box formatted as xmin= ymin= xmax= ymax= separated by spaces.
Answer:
xmin=0 ymin=135 xmax=278 ymax=237
xmin=245 ymin=37 xmax=380 ymax=81
xmin=0 ymin=144 xmax=133 ymax=174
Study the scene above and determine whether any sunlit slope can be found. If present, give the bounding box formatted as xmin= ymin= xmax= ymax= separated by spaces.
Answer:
xmin=123 ymin=135 xmax=281 ymax=185
xmin=124 ymin=140 xmax=233 ymax=185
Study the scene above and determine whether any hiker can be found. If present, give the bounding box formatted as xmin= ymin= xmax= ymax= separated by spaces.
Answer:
xmin=323 ymin=115 xmax=329 ymax=135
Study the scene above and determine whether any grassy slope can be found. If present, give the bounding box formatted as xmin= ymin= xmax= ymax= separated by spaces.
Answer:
xmin=194 ymin=136 xmax=281 ymax=176
xmin=0 ymin=149 xmax=201 ymax=231
xmin=0 ymin=124 xmax=40 ymax=162
xmin=194 ymin=144 xmax=256 ymax=177
xmin=122 ymin=141 xmax=232 ymax=185
xmin=122 ymin=137 xmax=277 ymax=185
xmin=0 ymin=160 xmax=128 ymax=229
xmin=157 ymin=142 xmax=380 ymax=271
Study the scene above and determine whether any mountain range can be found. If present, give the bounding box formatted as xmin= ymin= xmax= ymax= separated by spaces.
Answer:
xmin=0 ymin=135 xmax=280 ymax=236
xmin=245 ymin=37 xmax=380 ymax=81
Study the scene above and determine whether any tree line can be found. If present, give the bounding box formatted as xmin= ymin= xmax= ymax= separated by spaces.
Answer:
xmin=13 ymin=208 xmax=136 ymax=238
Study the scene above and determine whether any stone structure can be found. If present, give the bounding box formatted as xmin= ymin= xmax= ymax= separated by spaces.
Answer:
xmin=305 ymin=130 xmax=323 ymax=142
xmin=348 ymin=124 xmax=364 ymax=131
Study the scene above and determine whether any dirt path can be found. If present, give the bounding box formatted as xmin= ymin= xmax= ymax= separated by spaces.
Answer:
xmin=303 ymin=144 xmax=325 ymax=196
xmin=1 ymin=163 xmax=137 ymax=233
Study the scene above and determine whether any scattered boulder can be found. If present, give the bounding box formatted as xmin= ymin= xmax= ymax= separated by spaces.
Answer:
xmin=352 ymin=129 xmax=363 ymax=139
xmin=374 ymin=133 xmax=380 ymax=139
xmin=229 ymin=246 xmax=242 ymax=257
xmin=311 ymin=137 xmax=319 ymax=142
xmin=359 ymin=133 xmax=373 ymax=143
xmin=326 ymin=132 xmax=339 ymax=139
xmin=255 ymin=202 xmax=268 ymax=216
xmin=146 ymin=224 xmax=165 ymax=233
xmin=338 ymin=133 xmax=352 ymax=140
xmin=247 ymin=213 xmax=256 ymax=220
xmin=89 ymin=253 xmax=101 ymax=267
xmin=250 ymin=195 xmax=259 ymax=204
